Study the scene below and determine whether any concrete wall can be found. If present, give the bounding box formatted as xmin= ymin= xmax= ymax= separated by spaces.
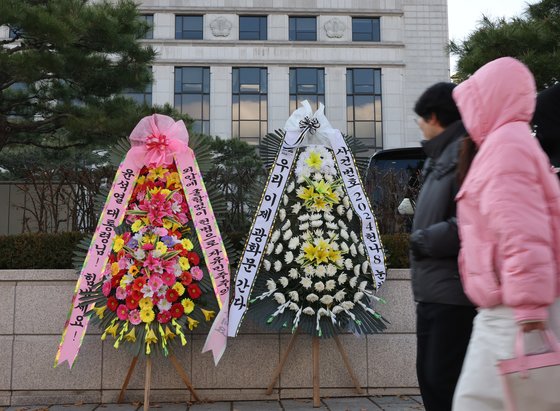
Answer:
xmin=0 ymin=269 xmax=417 ymax=406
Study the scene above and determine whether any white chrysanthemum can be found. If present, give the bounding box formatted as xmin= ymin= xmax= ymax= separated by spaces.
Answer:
xmin=338 ymin=273 xmax=348 ymax=284
xmin=340 ymin=230 xmax=349 ymax=240
xmin=289 ymin=302 xmax=299 ymax=311
xmin=266 ymin=243 xmax=274 ymax=255
xmin=341 ymin=242 xmax=349 ymax=253
xmin=288 ymin=268 xmax=299 ymax=279
xmin=302 ymin=231 xmax=312 ymax=241
xmin=310 ymin=213 xmax=322 ymax=221
xmin=266 ymin=279 xmax=276 ymax=291
xmin=314 ymin=229 xmax=324 ymax=237
xmin=297 ymin=175 xmax=305 ymax=184
xmin=279 ymin=208 xmax=286 ymax=222
xmin=320 ymin=295 xmax=334 ymax=305
xmin=349 ymin=276 xmax=358 ymax=288
xmin=358 ymin=244 xmax=365 ymax=256
xmin=336 ymin=205 xmax=345 ymax=215
xmin=303 ymin=307 xmax=315 ymax=315
xmin=292 ymin=203 xmax=302 ymax=214
xmin=350 ymin=244 xmax=357 ymax=256
xmin=343 ymin=196 xmax=350 ymax=208
xmin=325 ymin=279 xmax=336 ymax=291
xmin=350 ymin=231 xmax=359 ymax=243
xmin=315 ymin=265 xmax=327 ymax=278
xmin=314 ymin=281 xmax=325 ymax=292
xmin=274 ymin=260 xmax=282 ymax=272
xmin=288 ymin=290 xmax=299 ymax=302
xmin=288 ymin=236 xmax=300 ymax=250
xmin=282 ymin=220 xmax=291 ymax=231
xmin=324 ymin=174 xmax=334 ymax=182
xmin=301 ymin=277 xmax=312 ymax=289
xmin=311 ymin=220 xmax=323 ymax=228
xmin=338 ymin=220 xmax=347 ymax=230
xmin=274 ymin=293 xmax=286 ymax=304
xmin=313 ymin=172 xmax=322 ymax=181
xmin=299 ymin=223 xmax=310 ymax=231
xmin=298 ymin=214 xmax=310 ymax=221
xmin=263 ymin=260 xmax=271 ymax=271
xmin=306 ymin=293 xmax=319 ymax=302
xmin=332 ymin=305 xmax=344 ymax=314
xmin=344 ymin=259 xmax=353 ymax=270
xmin=304 ymin=265 xmax=315 ymax=276
xmin=275 ymin=243 xmax=283 ymax=254
xmin=271 ymin=230 xmax=281 ymax=243
xmin=284 ymin=251 xmax=294 ymax=264
xmin=341 ymin=301 xmax=355 ymax=310
xmin=279 ymin=277 xmax=289 ymax=287
xmin=287 ymin=181 xmax=295 ymax=193
xmin=334 ymin=290 xmax=346 ymax=301
xmin=324 ymin=213 xmax=335 ymax=222
xmin=353 ymin=264 xmax=361 ymax=277
xmin=359 ymin=281 xmax=368 ymax=291
xmin=283 ymin=194 xmax=289 ymax=206
xmin=362 ymin=261 xmax=370 ymax=274
xmin=283 ymin=229 xmax=293 ymax=241
xmin=330 ymin=240 xmax=339 ymax=250
xmin=346 ymin=209 xmax=353 ymax=221
xmin=327 ymin=264 xmax=337 ymax=276
xmin=326 ymin=222 xmax=337 ymax=230
xmin=354 ymin=292 xmax=364 ymax=302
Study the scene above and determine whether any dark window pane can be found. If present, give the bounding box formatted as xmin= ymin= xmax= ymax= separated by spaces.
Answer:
xmin=232 ymin=68 xmax=240 ymax=93
xmin=347 ymin=68 xmax=382 ymax=148
xmin=203 ymin=68 xmax=210 ymax=93
xmin=260 ymin=68 xmax=268 ymax=93
xmin=232 ymin=94 xmax=240 ymax=120
xmin=374 ymin=69 xmax=382 ymax=94
xmin=352 ymin=18 xmax=380 ymax=42
xmin=174 ymin=66 xmax=210 ymax=125
xmin=141 ymin=15 xmax=154 ymax=39
xmin=176 ymin=15 xmax=203 ymax=39
xmin=347 ymin=96 xmax=354 ymax=121
xmin=239 ymin=16 xmax=267 ymax=40
xmin=233 ymin=67 xmax=267 ymax=144
xmin=374 ymin=96 xmax=382 ymax=120
xmin=289 ymin=17 xmax=316 ymax=41
xmin=354 ymin=69 xmax=374 ymax=94
xmin=354 ymin=95 xmax=374 ymax=120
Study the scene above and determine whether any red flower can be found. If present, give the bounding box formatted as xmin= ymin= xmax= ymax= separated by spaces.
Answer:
xmin=107 ymin=296 xmax=119 ymax=312
xmin=126 ymin=294 xmax=140 ymax=310
xmin=161 ymin=272 xmax=175 ymax=287
xmin=111 ymin=274 xmax=123 ymax=288
xmin=187 ymin=283 xmax=202 ymax=299
xmin=157 ymin=310 xmax=172 ymax=324
xmin=117 ymin=304 xmax=129 ymax=320
xmin=170 ymin=303 xmax=184 ymax=319
xmin=187 ymin=251 xmax=200 ymax=266
xmin=181 ymin=271 xmax=193 ymax=286
xmin=133 ymin=276 xmax=147 ymax=292
xmin=166 ymin=288 xmax=179 ymax=302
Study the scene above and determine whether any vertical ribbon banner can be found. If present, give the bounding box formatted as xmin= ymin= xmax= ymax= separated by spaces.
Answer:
xmin=55 ymin=114 xmax=230 ymax=367
xmin=228 ymin=101 xmax=387 ymax=336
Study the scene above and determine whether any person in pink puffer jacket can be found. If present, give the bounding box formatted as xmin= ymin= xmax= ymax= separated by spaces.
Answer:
xmin=451 ymin=57 xmax=560 ymax=411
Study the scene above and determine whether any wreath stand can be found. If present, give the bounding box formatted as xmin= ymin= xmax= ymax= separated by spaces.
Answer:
xmin=117 ymin=354 xmax=200 ymax=411
xmin=265 ymin=329 xmax=364 ymax=408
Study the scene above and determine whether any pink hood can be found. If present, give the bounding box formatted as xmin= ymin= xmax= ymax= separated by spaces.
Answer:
xmin=453 ymin=57 xmax=536 ymax=147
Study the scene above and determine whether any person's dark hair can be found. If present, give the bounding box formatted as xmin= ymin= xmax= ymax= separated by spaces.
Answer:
xmin=458 ymin=135 xmax=477 ymax=185
xmin=414 ymin=82 xmax=461 ymax=127
xmin=532 ymin=83 xmax=560 ymax=168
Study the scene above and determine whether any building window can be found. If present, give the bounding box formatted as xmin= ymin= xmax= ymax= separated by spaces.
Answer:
xmin=174 ymin=67 xmax=210 ymax=134
xmin=289 ymin=68 xmax=324 ymax=113
xmin=123 ymin=82 xmax=152 ymax=106
xmin=232 ymin=68 xmax=268 ymax=144
xmin=289 ymin=17 xmax=317 ymax=41
xmin=175 ymin=15 xmax=203 ymax=40
xmin=239 ymin=16 xmax=267 ymax=40
xmin=347 ymin=68 xmax=383 ymax=148
xmin=352 ymin=17 xmax=380 ymax=42
xmin=140 ymin=14 xmax=154 ymax=39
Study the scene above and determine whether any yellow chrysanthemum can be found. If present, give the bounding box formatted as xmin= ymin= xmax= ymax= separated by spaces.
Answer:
xmin=140 ymin=308 xmax=155 ymax=324
xmin=113 ymin=236 xmax=125 ymax=252
xmin=186 ymin=316 xmax=199 ymax=330
xmin=181 ymin=238 xmax=194 ymax=251
xmin=131 ymin=219 xmax=144 ymax=233
xmin=128 ymin=265 xmax=139 ymax=275
xmin=306 ymin=151 xmax=322 ymax=170
xmin=155 ymin=241 xmax=168 ymax=255
xmin=181 ymin=298 xmax=195 ymax=314
xmin=173 ymin=282 xmax=186 ymax=296
xmin=111 ymin=262 xmax=120 ymax=276
xmin=139 ymin=297 xmax=153 ymax=310
xmin=179 ymin=256 xmax=191 ymax=271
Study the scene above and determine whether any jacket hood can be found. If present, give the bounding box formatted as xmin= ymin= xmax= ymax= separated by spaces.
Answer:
xmin=452 ymin=57 xmax=536 ymax=147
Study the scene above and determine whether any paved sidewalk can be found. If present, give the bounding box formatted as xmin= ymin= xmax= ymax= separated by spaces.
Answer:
xmin=1 ymin=396 xmax=425 ymax=411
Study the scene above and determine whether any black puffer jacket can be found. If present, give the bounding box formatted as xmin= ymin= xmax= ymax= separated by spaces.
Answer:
xmin=410 ymin=120 xmax=473 ymax=306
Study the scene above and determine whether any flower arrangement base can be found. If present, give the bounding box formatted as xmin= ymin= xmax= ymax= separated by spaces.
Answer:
xmin=118 ymin=354 xmax=200 ymax=410
xmin=265 ymin=330 xmax=363 ymax=408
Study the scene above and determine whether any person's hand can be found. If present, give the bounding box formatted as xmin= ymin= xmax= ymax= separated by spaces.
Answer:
xmin=520 ymin=321 xmax=546 ymax=333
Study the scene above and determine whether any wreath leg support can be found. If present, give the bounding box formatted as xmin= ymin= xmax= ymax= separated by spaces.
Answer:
xmin=118 ymin=355 xmax=139 ymax=403
xmin=333 ymin=335 xmax=364 ymax=394
xmin=266 ymin=328 xmax=300 ymax=395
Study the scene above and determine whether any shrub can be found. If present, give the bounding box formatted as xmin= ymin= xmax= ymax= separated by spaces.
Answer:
xmin=381 ymin=233 xmax=410 ymax=268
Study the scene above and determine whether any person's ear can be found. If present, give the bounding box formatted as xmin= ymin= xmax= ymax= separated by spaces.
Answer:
xmin=426 ymin=113 xmax=439 ymax=126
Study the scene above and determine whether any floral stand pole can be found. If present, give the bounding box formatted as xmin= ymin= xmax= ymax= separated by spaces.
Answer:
xmin=229 ymin=101 xmax=388 ymax=406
